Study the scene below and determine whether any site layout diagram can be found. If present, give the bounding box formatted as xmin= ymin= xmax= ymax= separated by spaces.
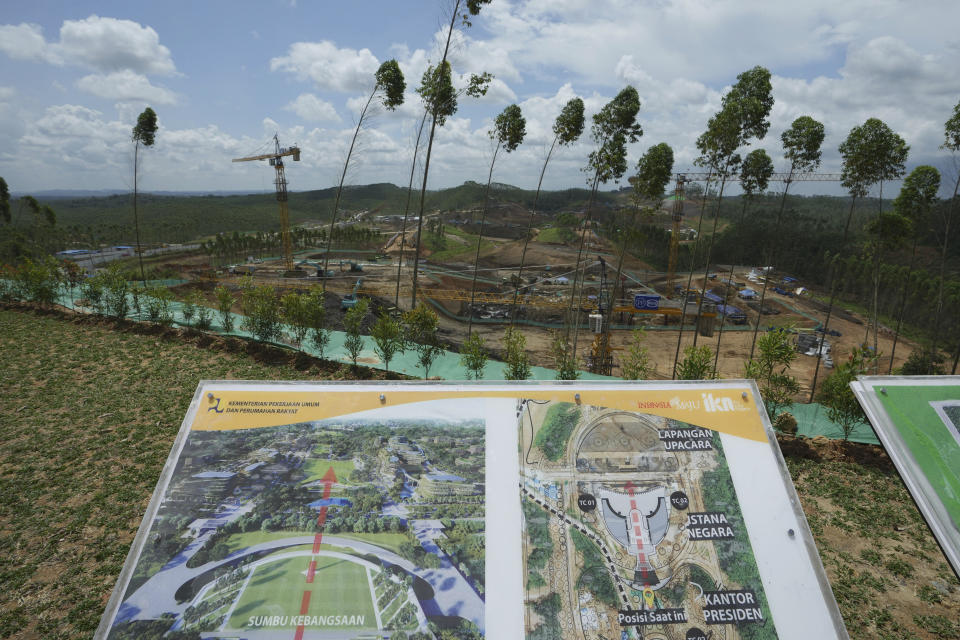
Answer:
xmin=100 ymin=393 xmax=487 ymax=640
xmin=519 ymin=400 xmax=780 ymax=640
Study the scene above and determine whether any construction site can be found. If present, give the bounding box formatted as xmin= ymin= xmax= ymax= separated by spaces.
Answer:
xmin=93 ymin=140 xmax=918 ymax=394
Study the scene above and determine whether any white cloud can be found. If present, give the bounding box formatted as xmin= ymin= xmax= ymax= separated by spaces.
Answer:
xmin=76 ymin=70 xmax=177 ymax=105
xmin=57 ymin=15 xmax=176 ymax=75
xmin=284 ymin=93 xmax=341 ymax=122
xmin=0 ymin=23 xmax=56 ymax=63
xmin=0 ymin=15 xmax=176 ymax=75
xmin=270 ymin=41 xmax=380 ymax=92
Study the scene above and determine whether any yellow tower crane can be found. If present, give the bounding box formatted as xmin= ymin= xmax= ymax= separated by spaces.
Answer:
xmin=232 ymin=134 xmax=301 ymax=272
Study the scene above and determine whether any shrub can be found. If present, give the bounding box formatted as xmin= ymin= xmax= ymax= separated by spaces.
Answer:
xmin=145 ymin=287 xmax=174 ymax=325
xmin=241 ymin=285 xmax=283 ymax=342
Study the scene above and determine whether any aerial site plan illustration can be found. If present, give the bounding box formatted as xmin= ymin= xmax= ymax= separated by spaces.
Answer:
xmin=518 ymin=400 xmax=777 ymax=640
xmin=96 ymin=381 xmax=847 ymax=640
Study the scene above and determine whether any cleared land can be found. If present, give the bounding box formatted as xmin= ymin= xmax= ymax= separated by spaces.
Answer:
xmin=0 ymin=306 xmax=957 ymax=639
xmin=227 ymin=556 xmax=376 ymax=630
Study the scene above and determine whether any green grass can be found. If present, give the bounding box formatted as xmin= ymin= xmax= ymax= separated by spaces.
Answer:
xmin=300 ymin=457 xmax=356 ymax=485
xmin=222 ymin=531 xmax=316 ymax=555
xmin=425 ymin=226 xmax=496 ymax=262
xmin=227 ymin=556 xmax=376 ymax=630
xmin=535 ymin=227 xmax=574 ymax=244
xmin=0 ymin=306 xmax=369 ymax=639
xmin=329 ymin=532 xmax=409 ymax=556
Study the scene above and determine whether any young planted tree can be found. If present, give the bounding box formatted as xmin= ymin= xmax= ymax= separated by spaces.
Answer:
xmin=321 ymin=60 xmax=406 ymax=283
xmin=343 ymin=298 xmax=370 ymax=368
xmin=409 ymin=0 xmax=494 ymax=305
xmin=744 ymin=326 xmax=800 ymax=422
xmin=460 ymin=331 xmax=488 ymax=380
xmin=749 ymin=115 xmax=825 ymax=361
xmin=676 ymin=344 xmax=716 ymax=380
xmin=132 ymin=107 xmax=158 ymax=285
xmin=181 ymin=290 xmax=197 ymax=326
xmin=550 ymin=331 xmax=580 ymax=380
xmin=101 ymin=263 xmax=130 ymax=319
xmin=242 ymin=285 xmax=283 ymax=343
xmin=145 ymin=286 xmax=174 ymax=325
xmin=214 ymin=285 xmax=236 ymax=333
xmin=503 ymin=326 xmax=531 ymax=381
xmin=195 ymin=294 xmax=213 ymax=330
xmin=569 ymin=86 xmax=643 ymax=355
xmin=713 ymin=148 xmax=773 ymax=374
xmin=510 ymin=97 xmax=585 ymax=322
xmin=307 ymin=286 xmax=330 ymax=358
xmin=404 ymin=303 xmax=443 ymax=379
xmin=282 ymin=291 xmax=311 ymax=348
xmin=467 ymin=103 xmax=526 ymax=330
xmin=620 ymin=328 xmax=652 ymax=380
xmin=811 ymin=119 xmax=907 ymax=398
xmin=371 ymin=311 xmax=404 ymax=373
xmin=818 ymin=346 xmax=877 ymax=440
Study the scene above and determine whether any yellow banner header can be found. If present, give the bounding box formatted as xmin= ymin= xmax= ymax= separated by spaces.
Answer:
xmin=193 ymin=386 xmax=767 ymax=442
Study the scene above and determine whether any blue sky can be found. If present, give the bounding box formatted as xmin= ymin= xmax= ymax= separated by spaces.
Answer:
xmin=2 ymin=0 xmax=959 ymax=197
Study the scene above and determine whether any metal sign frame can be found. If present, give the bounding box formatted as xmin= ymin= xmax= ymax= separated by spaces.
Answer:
xmin=851 ymin=376 xmax=960 ymax=577
xmin=95 ymin=379 xmax=848 ymax=640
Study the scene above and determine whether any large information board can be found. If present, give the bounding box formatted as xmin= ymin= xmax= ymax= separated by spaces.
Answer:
xmin=96 ymin=381 xmax=847 ymax=639
xmin=851 ymin=376 xmax=960 ymax=577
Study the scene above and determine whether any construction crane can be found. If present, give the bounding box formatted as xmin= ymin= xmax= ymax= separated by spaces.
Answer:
xmin=233 ymin=134 xmax=301 ymax=272
xmin=665 ymin=171 xmax=844 ymax=296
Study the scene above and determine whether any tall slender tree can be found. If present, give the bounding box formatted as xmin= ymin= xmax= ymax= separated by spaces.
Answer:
xmin=675 ymin=66 xmax=773 ymax=376
xmin=409 ymin=0 xmax=493 ymax=306
xmin=0 ymin=177 xmax=10 ymax=224
xmin=888 ymin=165 xmax=940 ymax=371
xmin=132 ymin=107 xmax=158 ymax=285
xmin=322 ymin=60 xmax=406 ymax=284
xmin=510 ymin=97 xmax=585 ymax=324
xmin=568 ymin=86 xmax=643 ymax=358
xmin=749 ymin=115 xmax=825 ymax=360
xmin=934 ymin=99 xmax=960 ymax=371
xmin=467 ymin=103 xmax=526 ymax=331
xmin=714 ymin=148 xmax=773 ymax=375
xmin=810 ymin=118 xmax=906 ymax=396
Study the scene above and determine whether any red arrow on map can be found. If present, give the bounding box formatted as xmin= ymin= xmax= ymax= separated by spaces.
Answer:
xmin=623 ymin=480 xmax=651 ymax=587
xmin=297 ymin=467 xmax=338 ymax=640
xmin=311 ymin=466 xmax=337 ymax=555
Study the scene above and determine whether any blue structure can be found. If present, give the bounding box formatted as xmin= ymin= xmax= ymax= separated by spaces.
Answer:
xmin=717 ymin=304 xmax=746 ymax=324
xmin=308 ymin=497 xmax=352 ymax=509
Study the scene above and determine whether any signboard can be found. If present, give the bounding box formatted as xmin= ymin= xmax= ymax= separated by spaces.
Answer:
xmin=634 ymin=294 xmax=661 ymax=311
xmin=851 ymin=376 xmax=960 ymax=577
xmin=96 ymin=381 xmax=847 ymax=640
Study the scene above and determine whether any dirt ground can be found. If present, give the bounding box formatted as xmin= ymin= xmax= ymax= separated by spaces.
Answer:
xmin=154 ymin=232 xmax=920 ymax=395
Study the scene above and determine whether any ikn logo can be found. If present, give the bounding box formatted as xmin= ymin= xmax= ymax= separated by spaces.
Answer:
xmin=702 ymin=393 xmax=735 ymax=412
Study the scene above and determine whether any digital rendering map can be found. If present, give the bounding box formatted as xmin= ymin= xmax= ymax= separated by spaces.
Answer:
xmin=518 ymin=400 xmax=779 ymax=640
xmin=106 ymin=406 xmax=486 ymax=639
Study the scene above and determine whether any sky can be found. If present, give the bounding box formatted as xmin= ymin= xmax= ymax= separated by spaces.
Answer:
xmin=1 ymin=0 xmax=959 ymax=197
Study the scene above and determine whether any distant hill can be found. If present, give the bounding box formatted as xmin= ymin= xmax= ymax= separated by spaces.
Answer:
xmin=18 ymin=182 xmax=623 ymax=242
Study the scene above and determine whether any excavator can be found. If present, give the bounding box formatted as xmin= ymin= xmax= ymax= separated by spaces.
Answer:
xmin=341 ymin=278 xmax=364 ymax=310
